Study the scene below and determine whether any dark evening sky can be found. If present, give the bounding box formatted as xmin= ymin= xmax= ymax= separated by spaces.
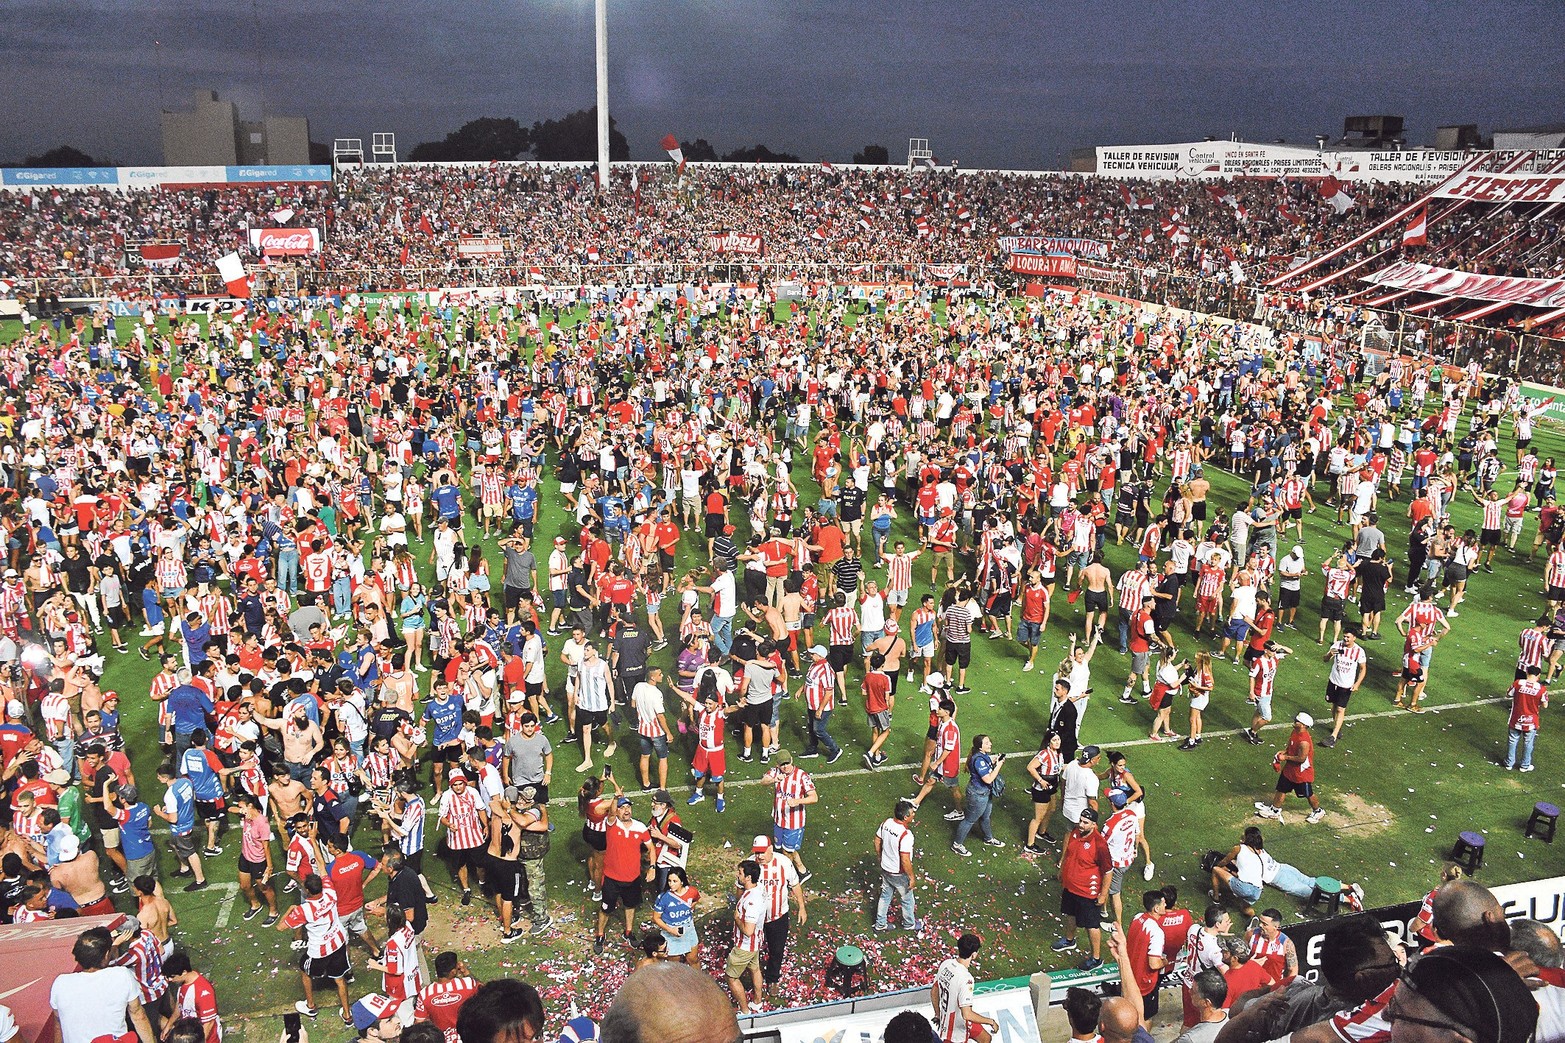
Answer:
xmin=5 ymin=0 xmax=1562 ymax=168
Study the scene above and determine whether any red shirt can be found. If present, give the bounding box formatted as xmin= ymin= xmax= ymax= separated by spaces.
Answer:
xmin=1059 ymin=826 xmax=1112 ymax=900
xmin=1224 ymin=960 xmax=1276 ymax=1008
xmin=603 ymin=816 xmax=651 ymax=884
xmin=1126 ymin=912 xmax=1166 ymax=996
xmin=414 ymin=976 xmax=481 ymax=1043
xmin=1158 ymin=908 xmax=1195 ymax=954
xmin=862 ymin=671 xmax=891 ymax=715
xmin=1282 ymin=730 xmax=1315 ymax=784
xmin=326 ymin=850 xmax=376 ymax=914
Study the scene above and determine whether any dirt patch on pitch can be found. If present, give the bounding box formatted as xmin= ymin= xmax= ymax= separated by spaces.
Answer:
xmin=1326 ymin=792 xmax=1395 ymax=834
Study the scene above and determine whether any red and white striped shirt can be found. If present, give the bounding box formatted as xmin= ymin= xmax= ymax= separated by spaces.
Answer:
xmin=885 ymin=553 xmax=915 ymax=593
xmin=826 ymin=605 xmax=856 ymax=645
xmin=696 ymin=707 xmax=726 ymax=752
xmin=155 ymin=556 xmax=187 ymax=590
xmin=281 ymin=891 xmax=349 ymax=958
xmin=302 ymin=552 xmax=333 ymax=592
xmin=758 ymin=854 xmax=801 ymax=921
xmin=1481 ymin=498 xmax=1504 ymax=530
xmin=477 ymin=471 xmax=504 ymax=506
xmin=1323 ymin=565 xmax=1354 ymax=600
xmin=1196 ymin=565 xmax=1224 ymax=599
xmin=1117 ymin=570 xmax=1149 ymax=614
xmin=381 ymin=924 xmax=422 ymax=1001
xmin=438 ymin=787 xmax=487 ymax=850
xmin=1250 ymin=655 xmax=1279 ymax=700
xmin=1401 ymin=600 xmax=1446 ymax=647
xmin=1519 ymin=627 xmax=1549 ymax=671
xmin=768 ymin=766 xmax=815 ymax=831
xmin=1549 ymin=550 xmax=1565 ymax=590
xmin=804 ymin=660 xmax=835 ymax=712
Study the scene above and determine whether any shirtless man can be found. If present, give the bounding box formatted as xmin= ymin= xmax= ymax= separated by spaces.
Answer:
xmin=1079 ymin=553 xmax=1113 ymax=642
xmin=266 ymin=762 xmax=311 ymax=838
xmin=133 ymin=875 xmax=178 ymax=957
xmin=780 ymin=577 xmax=806 ymax=672
xmin=1185 ymin=469 xmax=1211 ymax=538
xmin=0 ymin=824 xmax=44 ymax=871
xmin=863 ymin=618 xmax=907 ymax=693
xmin=50 ymin=835 xmax=115 ymax=916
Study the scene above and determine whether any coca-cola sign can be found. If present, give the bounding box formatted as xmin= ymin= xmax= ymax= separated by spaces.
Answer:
xmin=706 ymin=232 xmax=764 ymax=255
xmin=248 ymin=227 xmax=321 ymax=255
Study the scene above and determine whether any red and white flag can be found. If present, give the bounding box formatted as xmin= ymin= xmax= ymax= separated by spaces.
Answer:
xmin=139 ymin=243 xmax=183 ymax=267
xmin=1402 ymin=204 xmax=1428 ymax=247
xmin=915 ymin=217 xmax=931 ymax=238
xmin=1319 ymin=175 xmax=1355 ymax=214
xmin=528 ymin=266 xmax=545 ymax=282
xmin=587 ymin=245 xmax=600 ymax=263
xmin=215 ymin=252 xmax=251 ymax=298
xmin=810 ymin=225 xmax=829 ymax=242
xmin=659 ymin=134 xmax=687 ymax=176
xmin=419 ymin=214 xmax=435 ymax=236
xmin=1277 ymin=203 xmax=1303 ymax=227
xmin=0 ymin=280 xmax=12 ymax=297
xmin=1119 ymin=184 xmax=1155 ymax=210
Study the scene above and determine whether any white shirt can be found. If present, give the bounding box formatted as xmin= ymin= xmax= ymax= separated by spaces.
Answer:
xmin=1328 ymin=642 xmax=1367 ymax=687
xmin=51 ymin=967 xmax=140 ymax=1043
xmin=876 ymin=817 xmax=913 ymax=874
xmin=1060 ymin=761 xmax=1099 ymax=823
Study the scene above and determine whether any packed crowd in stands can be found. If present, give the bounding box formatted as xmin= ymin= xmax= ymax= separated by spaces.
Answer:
xmin=0 ymin=165 xmax=1422 ymax=293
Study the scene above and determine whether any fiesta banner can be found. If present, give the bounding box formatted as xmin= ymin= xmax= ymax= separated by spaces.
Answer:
xmin=248 ymin=227 xmax=321 ymax=255
xmin=1435 ymin=172 xmax=1565 ymax=204
xmin=1007 ymin=253 xmax=1077 ymax=278
xmin=1365 ymin=260 xmax=1565 ymax=308
xmin=706 ymin=232 xmax=765 ymax=255
xmin=999 ymin=236 xmax=1109 ymax=259
xmin=457 ymin=236 xmax=507 ymax=257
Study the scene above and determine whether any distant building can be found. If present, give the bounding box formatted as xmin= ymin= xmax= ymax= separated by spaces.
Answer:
xmin=1433 ymin=125 xmax=1483 ymax=151
xmin=1335 ymin=115 xmax=1405 ymax=150
xmin=161 ymin=90 xmax=310 ymax=166
xmin=1494 ymin=124 xmax=1565 ymax=151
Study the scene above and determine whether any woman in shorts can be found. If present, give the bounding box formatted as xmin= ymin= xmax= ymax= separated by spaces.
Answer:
xmin=234 ymin=793 xmax=280 ymax=925
xmin=1024 ymin=730 xmax=1064 ymax=853
xmin=1148 ymin=655 xmax=1186 ymax=742
xmin=1180 ymin=651 xmax=1214 ymax=750
xmin=1444 ymin=530 xmax=1478 ymax=617
xmin=577 ymin=774 xmax=618 ymax=903
xmin=650 ymin=866 xmax=702 ymax=966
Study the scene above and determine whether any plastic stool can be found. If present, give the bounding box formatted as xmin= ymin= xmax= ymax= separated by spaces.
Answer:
xmin=1452 ymin=831 xmax=1486 ymax=871
xmin=825 ymin=945 xmax=868 ymax=997
xmin=1526 ymin=803 xmax=1560 ymax=844
xmin=1308 ymin=876 xmax=1343 ymax=915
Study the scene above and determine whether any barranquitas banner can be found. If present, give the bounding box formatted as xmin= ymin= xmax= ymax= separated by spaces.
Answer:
xmin=1007 ymin=253 xmax=1078 ymax=278
xmin=1365 ymin=260 xmax=1565 ymax=308
xmin=706 ymin=232 xmax=764 ymax=255
xmin=999 ymin=236 xmax=1109 ymax=259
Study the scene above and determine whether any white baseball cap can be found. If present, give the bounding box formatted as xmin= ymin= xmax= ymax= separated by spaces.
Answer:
xmin=1295 ymin=712 xmax=1315 ymax=728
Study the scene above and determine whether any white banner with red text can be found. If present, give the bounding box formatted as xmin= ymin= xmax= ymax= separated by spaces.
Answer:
xmin=706 ymin=232 xmax=765 ymax=255
xmin=1092 ymin=142 xmax=1565 ymax=183
xmin=1007 ymin=253 xmax=1078 ymax=278
xmin=248 ymin=227 xmax=321 ymax=256
xmin=1365 ymin=260 xmax=1565 ymax=308
xmin=1434 ymin=171 xmax=1565 ymax=204
xmin=456 ymin=236 xmax=507 ymax=257
xmin=998 ymin=236 xmax=1109 ymax=259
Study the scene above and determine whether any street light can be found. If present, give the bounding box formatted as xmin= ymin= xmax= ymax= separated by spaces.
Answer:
xmin=596 ymin=0 xmax=609 ymax=195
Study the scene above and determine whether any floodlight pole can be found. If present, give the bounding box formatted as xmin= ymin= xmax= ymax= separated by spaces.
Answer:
xmin=596 ymin=0 xmax=610 ymax=195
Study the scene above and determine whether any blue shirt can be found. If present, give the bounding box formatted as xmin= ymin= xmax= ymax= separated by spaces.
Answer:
xmin=431 ymin=484 xmax=461 ymax=519
xmin=118 ymin=803 xmax=154 ymax=860
xmin=653 ymin=888 xmax=695 ymax=935
xmin=165 ymin=684 xmax=214 ymax=735
xmin=164 ymin=778 xmax=197 ymax=836
xmin=180 ymin=746 xmax=224 ymax=801
xmin=422 ymin=696 xmax=464 ymax=746
xmin=968 ymin=751 xmax=998 ymax=792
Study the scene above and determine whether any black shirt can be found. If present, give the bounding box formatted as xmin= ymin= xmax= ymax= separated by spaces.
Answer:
xmin=613 ymin=629 xmax=651 ymax=676
xmin=387 ymin=865 xmax=428 ymax=934
xmin=838 ymin=486 xmax=866 ymax=523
